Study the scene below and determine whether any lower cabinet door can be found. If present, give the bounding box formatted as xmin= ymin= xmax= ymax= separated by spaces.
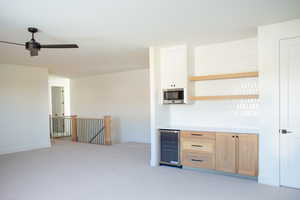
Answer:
xmin=237 ymin=134 xmax=258 ymax=176
xmin=182 ymin=151 xmax=215 ymax=169
xmin=216 ymin=133 xmax=237 ymax=173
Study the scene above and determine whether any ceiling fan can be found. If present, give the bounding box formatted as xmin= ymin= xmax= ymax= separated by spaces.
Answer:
xmin=0 ymin=27 xmax=79 ymax=56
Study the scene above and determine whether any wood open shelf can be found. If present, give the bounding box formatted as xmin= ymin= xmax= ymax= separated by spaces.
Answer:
xmin=189 ymin=95 xmax=259 ymax=101
xmin=189 ymin=71 xmax=259 ymax=81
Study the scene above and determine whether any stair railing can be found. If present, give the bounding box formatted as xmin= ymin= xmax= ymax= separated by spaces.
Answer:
xmin=50 ymin=115 xmax=112 ymax=145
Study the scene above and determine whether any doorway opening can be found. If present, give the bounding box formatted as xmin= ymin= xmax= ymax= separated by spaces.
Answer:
xmin=49 ymin=76 xmax=71 ymax=142
xmin=51 ymin=86 xmax=64 ymax=117
xmin=51 ymin=86 xmax=72 ymax=138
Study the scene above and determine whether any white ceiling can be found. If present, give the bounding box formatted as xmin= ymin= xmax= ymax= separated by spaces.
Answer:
xmin=0 ymin=0 xmax=300 ymax=77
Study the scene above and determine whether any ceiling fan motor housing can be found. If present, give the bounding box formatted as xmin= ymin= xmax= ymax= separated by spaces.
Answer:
xmin=25 ymin=40 xmax=41 ymax=50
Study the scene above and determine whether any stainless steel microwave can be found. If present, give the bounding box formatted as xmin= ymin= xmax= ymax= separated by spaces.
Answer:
xmin=163 ymin=88 xmax=184 ymax=104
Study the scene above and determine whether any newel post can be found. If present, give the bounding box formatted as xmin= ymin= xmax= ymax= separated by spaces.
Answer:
xmin=104 ymin=116 xmax=112 ymax=145
xmin=71 ymin=115 xmax=78 ymax=142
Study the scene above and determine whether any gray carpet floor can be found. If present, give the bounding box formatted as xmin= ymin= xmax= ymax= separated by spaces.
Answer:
xmin=0 ymin=140 xmax=299 ymax=200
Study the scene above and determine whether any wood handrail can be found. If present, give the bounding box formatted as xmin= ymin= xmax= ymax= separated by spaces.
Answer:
xmin=50 ymin=115 xmax=103 ymax=120
xmin=77 ymin=117 xmax=104 ymax=120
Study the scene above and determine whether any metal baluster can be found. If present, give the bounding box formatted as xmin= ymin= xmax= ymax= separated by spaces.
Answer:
xmin=54 ymin=118 xmax=56 ymax=137
xmin=85 ymin=119 xmax=87 ymax=143
xmin=81 ymin=119 xmax=83 ymax=142
xmin=80 ymin=119 xmax=83 ymax=142
xmin=100 ymin=119 xmax=103 ymax=144
xmin=89 ymin=120 xmax=92 ymax=143
xmin=80 ymin=119 xmax=82 ymax=142
xmin=96 ymin=120 xmax=98 ymax=143
xmin=88 ymin=119 xmax=90 ymax=143
xmin=78 ymin=119 xmax=81 ymax=142
xmin=99 ymin=119 xmax=102 ymax=144
xmin=70 ymin=118 xmax=72 ymax=137
xmin=96 ymin=120 xmax=98 ymax=144
xmin=65 ymin=118 xmax=66 ymax=137
xmin=96 ymin=120 xmax=99 ymax=144
xmin=100 ymin=120 xmax=102 ymax=144
xmin=101 ymin=119 xmax=103 ymax=144
xmin=87 ymin=119 xmax=89 ymax=143
xmin=58 ymin=118 xmax=61 ymax=137
xmin=62 ymin=117 xmax=67 ymax=137
xmin=92 ymin=120 xmax=95 ymax=144
xmin=94 ymin=120 xmax=96 ymax=144
xmin=103 ymin=119 xmax=104 ymax=144
xmin=67 ymin=118 xmax=69 ymax=137
xmin=69 ymin=118 xmax=71 ymax=138
xmin=82 ymin=119 xmax=84 ymax=142
xmin=58 ymin=118 xmax=60 ymax=137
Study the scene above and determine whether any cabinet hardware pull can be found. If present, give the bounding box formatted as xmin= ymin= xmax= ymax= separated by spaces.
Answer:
xmin=232 ymin=136 xmax=235 ymax=138
xmin=191 ymin=159 xmax=204 ymax=162
xmin=191 ymin=134 xmax=203 ymax=136
xmin=192 ymin=145 xmax=203 ymax=148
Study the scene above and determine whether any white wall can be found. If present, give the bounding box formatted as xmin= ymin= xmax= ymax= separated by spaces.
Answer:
xmin=258 ymin=18 xmax=300 ymax=186
xmin=169 ymin=38 xmax=259 ymax=129
xmin=71 ymin=69 xmax=150 ymax=144
xmin=48 ymin=75 xmax=71 ymax=116
xmin=0 ymin=64 xmax=50 ymax=154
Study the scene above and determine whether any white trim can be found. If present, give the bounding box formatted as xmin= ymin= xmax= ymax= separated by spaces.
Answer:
xmin=149 ymin=47 xmax=159 ymax=166
xmin=0 ymin=142 xmax=51 ymax=155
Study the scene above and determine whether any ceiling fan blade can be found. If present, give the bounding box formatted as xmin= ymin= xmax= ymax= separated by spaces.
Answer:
xmin=0 ymin=40 xmax=25 ymax=46
xmin=40 ymin=44 xmax=78 ymax=48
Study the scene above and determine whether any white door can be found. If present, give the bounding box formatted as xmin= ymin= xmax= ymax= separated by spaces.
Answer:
xmin=280 ymin=37 xmax=300 ymax=189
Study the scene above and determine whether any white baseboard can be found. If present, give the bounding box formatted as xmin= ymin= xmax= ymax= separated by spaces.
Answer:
xmin=0 ymin=142 xmax=51 ymax=155
xmin=258 ymin=175 xmax=280 ymax=187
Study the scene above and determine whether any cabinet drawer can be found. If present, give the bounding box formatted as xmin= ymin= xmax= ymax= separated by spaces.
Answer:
xmin=182 ymin=151 xmax=215 ymax=169
xmin=181 ymin=131 xmax=216 ymax=140
xmin=181 ymin=139 xmax=215 ymax=153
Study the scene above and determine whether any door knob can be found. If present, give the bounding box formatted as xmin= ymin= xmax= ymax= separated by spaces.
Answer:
xmin=280 ymin=129 xmax=293 ymax=134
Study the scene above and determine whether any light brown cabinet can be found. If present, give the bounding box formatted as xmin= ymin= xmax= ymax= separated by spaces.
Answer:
xmin=215 ymin=133 xmax=258 ymax=176
xmin=181 ymin=131 xmax=216 ymax=170
xmin=181 ymin=131 xmax=258 ymax=177
xmin=237 ymin=134 xmax=258 ymax=176
xmin=215 ymin=133 xmax=237 ymax=173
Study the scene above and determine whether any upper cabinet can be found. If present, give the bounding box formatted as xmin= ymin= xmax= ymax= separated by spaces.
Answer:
xmin=160 ymin=45 xmax=188 ymax=89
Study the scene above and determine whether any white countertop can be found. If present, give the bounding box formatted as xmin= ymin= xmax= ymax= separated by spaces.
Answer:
xmin=159 ymin=126 xmax=259 ymax=134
